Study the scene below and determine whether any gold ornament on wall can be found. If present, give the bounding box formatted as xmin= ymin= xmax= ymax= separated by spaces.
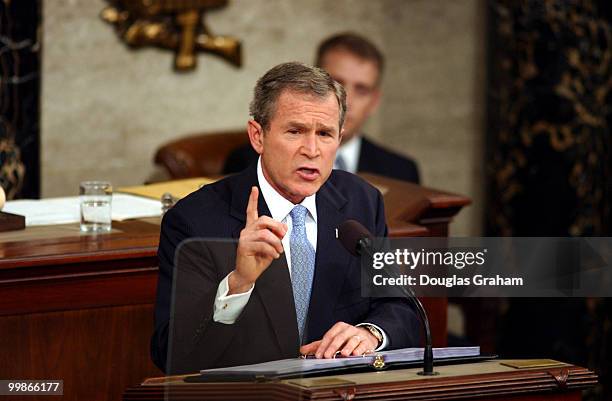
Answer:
xmin=100 ymin=0 xmax=241 ymax=72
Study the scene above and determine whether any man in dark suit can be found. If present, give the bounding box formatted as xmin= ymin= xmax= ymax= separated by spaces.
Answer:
xmin=224 ymin=33 xmax=420 ymax=183
xmin=152 ymin=62 xmax=419 ymax=374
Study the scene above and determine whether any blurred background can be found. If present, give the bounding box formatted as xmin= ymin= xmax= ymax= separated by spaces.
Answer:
xmin=2 ymin=0 xmax=488 ymax=236
xmin=1 ymin=0 xmax=611 ymax=399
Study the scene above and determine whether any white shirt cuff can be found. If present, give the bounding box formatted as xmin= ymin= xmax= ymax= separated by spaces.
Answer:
xmin=213 ymin=272 xmax=254 ymax=324
xmin=357 ymin=322 xmax=389 ymax=351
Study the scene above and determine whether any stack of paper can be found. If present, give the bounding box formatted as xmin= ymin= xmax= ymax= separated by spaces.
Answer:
xmin=118 ymin=177 xmax=213 ymax=200
xmin=3 ymin=194 xmax=162 ymax=226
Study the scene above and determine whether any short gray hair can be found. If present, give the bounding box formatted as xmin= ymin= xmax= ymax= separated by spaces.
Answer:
xmin=249 ymin=62 xmax=346 ymax=131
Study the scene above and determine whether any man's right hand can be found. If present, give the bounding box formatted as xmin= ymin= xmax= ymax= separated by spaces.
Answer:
xmin=228 ymin=186 xmax=287 ymax=295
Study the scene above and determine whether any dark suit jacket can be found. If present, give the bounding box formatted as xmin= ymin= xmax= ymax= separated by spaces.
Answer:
xmin=223 ymin=136 xmax=420 ymax=184
xmin=151 ymin=165 xmax=420 ymax=374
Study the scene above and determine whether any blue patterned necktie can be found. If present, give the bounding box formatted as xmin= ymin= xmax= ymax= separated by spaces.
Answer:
xmin=289 ymin=205 xmax=315 ymax=342
xmin=335 ymin=154 xmax=347 ymax=171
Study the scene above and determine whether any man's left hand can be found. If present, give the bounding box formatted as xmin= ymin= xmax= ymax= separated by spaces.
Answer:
xmin=299 ymin=322 xmax=378 ymax=358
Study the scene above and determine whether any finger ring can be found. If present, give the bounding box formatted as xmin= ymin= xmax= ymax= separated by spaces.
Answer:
xmin=333 ymin=351 xmax=342 ymax=359
xmin=362 ymin=349 xmax=374 ymax=357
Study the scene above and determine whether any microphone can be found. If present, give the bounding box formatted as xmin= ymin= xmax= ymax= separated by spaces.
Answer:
xmin=338 ymin=220 xmax=437 ymax=376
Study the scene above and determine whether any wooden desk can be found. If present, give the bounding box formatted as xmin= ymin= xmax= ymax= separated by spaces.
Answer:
xmin=0 ymin=176 xmax=469 ymax=401
xmin=361 ymin=173 xmax=470 ymax=237
xmin=0 ymin=219 xmax=162 ymax=401
xmin=123 ymin=360 xmax=597 ymax=401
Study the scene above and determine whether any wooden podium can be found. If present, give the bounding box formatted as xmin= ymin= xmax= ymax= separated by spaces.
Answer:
xmin=361 ymin=173 xmax=470 ymax=238
xmin=124 ymin=360 xmax=597 ymax=401
xmin=0 ymin=175 xmax=469 ymax=401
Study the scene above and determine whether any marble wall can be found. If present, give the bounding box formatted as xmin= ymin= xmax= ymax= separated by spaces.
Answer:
xmin=42 ymin=0 xmax=485 ymax=236
xmin=1 ymin=0 xmax=40 ymax=199
xmin=486 ymin=0 xmax=611 ymax=236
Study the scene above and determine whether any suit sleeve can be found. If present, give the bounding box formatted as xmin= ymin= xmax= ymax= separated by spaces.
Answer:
xmin=363 ymin=189 xmax=421 ymax=349
xmin=151 ymin=206 xmax=188 ymax=372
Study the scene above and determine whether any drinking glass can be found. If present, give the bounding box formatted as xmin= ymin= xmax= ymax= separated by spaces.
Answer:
xmin=79 ymin=181 xmax=112 ymax=232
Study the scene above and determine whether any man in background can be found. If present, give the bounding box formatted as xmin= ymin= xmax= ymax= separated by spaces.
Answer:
xmin=224 ymin=33 xmax=420 ymax=184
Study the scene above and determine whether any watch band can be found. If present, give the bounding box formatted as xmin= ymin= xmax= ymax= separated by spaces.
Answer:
xmin=365 ymin=324 xmax=383 ymax=347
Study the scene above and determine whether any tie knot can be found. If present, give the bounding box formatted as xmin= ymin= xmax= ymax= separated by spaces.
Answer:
xmin=335 ymin=154 xmax=347 ymax=171
xmin=290 ymin=205 xmax=308 ymax=226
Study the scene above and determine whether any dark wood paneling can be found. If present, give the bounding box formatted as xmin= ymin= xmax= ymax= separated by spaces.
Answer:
xmin=0 ymin=220 xmax=161 ymax=401
xmin=0 ymin=268 xmax=157 ymax=316
xmin=0 ymin=305 xmax=161 ymax=401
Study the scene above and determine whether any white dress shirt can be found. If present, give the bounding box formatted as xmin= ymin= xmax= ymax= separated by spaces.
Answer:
xmin=212 ymin=157 xmax=388 ymax=350
xmin=334 ymin=135 xmax=362 ymax=173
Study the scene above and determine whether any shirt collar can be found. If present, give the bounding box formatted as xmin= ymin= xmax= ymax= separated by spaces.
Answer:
xmin=257 ymin=157 xmax=317 ymax=223
xmin=336 ymin=135 xmax=362 ymax=173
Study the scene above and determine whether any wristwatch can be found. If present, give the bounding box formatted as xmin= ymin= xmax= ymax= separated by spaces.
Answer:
xmin=365 ymin=324 xmax=383 ymax=347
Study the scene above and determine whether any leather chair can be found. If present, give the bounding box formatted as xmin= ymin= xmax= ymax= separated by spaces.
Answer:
xmin=154 ymin=130 xmax=249 ymax=179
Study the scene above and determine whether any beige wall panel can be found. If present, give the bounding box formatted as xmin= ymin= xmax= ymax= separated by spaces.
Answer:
xmin=379 ymin=0 xmax=486 ymax=236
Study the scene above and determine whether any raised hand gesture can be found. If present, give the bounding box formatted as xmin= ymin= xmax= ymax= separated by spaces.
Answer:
xmin=228 ymin=186 xmax=288 ymax=294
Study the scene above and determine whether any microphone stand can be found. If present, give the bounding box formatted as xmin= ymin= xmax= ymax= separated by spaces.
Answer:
xmin=357 ymin=237 xmax=437 ymax=376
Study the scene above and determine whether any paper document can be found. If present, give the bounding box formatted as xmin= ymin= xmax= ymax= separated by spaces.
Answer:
xmin=118 ymin=177 xmax=213 ymax=200
xmin=3 ymin=194 xmax=162 ymax=226
xmin=200 ymin=346 xmax=480 ymax=376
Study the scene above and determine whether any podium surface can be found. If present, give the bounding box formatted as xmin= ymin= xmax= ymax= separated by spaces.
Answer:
xmin=124 ymin=360 xmax=597 ymax=401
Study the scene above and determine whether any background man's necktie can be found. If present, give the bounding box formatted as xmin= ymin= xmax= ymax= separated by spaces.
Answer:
xmin=335 ymin=154 xmax=347 ymax=171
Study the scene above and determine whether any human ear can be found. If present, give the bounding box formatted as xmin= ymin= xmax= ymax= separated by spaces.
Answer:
xmin=247 ymin=120 xmax=264 ymax=154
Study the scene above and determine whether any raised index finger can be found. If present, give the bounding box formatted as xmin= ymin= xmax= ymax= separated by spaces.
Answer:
xmin=246 ymin=186 xmax=259 ymax=224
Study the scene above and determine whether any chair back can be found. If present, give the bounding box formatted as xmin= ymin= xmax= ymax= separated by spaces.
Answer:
xmin=154 ymin=131 xmax=249 ymax=178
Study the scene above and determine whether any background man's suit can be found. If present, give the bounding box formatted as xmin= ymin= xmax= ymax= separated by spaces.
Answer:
xmin=151 ymin=164 xmax=420 ymax=374
xmin=223 ymin=137 xmax=421 ymax=184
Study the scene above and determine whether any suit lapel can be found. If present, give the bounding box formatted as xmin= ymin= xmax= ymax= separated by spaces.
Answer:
xmin=228 ymin=165 xmax=300 ymax=355
xmin=229 ymin=165 xmax=270 ymax=238
xmin=357 ymin=137 xmax=373 ymax=172
xmin=254 ymin=257 xmax=299 ymax=355
xmin=305 ymin=176 xmax=352 ymax=341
